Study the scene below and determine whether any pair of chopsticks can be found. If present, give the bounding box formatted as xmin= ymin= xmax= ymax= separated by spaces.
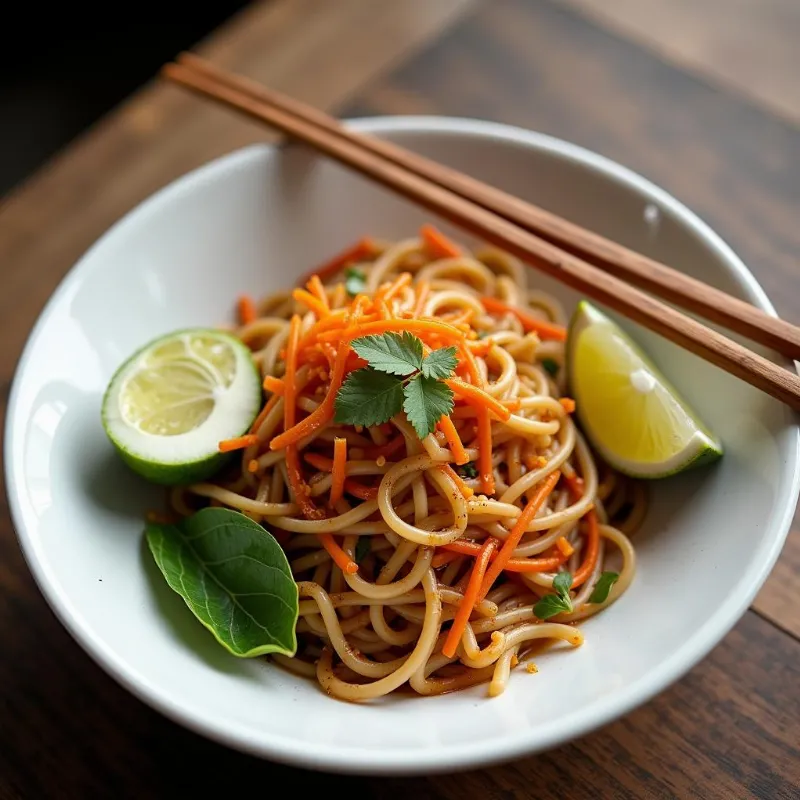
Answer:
xmin=162 ymin=53 xmax=800 ymax=411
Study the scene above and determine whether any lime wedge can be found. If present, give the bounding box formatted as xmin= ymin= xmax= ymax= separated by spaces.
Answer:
xmin=102 ymin=328 xmax=262 ymax=485
xmin=566 ymin=301 xmax=722 ymax=479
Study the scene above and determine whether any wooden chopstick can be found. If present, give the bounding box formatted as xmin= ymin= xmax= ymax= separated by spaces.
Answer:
xmin=161 ymin=58 xmax=800 ymax=411
xmin=175 ymin=52 xmax=800 ymax=363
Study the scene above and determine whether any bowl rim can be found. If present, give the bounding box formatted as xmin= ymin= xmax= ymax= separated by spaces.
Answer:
xmin=6 ymin=115 xmax=799 ymax=775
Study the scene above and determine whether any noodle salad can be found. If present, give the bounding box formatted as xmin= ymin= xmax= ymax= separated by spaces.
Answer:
xmin=104 ymin=225 xmax=649 ymax=701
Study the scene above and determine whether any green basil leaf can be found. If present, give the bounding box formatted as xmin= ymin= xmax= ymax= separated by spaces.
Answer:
xmin=533 ymin=593 xmax=572 ymax=620
xmin=589 ymin=571 xmax=620 ymax=604
xmin=145 ymin=508 xmax=298 ymax=657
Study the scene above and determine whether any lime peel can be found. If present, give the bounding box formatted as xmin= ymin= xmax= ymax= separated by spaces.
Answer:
xmin=566 ymin=301 xmax=722 ymax=479
xmin=102 ymin=328 xmax=262 ymax=485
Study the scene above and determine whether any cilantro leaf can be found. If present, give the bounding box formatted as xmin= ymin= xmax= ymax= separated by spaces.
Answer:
xmin=588 ymin=571 xmax=619 ymax=604
xmin=552 ymin=571 xmax=573 ymax=597
xmin=533 ymin=594 xmax=572 ymax=620
xmin=352 ymin=332 xmax=424 ymax=376
xmin=345 ymin=267 xmax=366 ymax=297
xmin=421 ymin=346 xmax=458 ymax=379
xmin=458 ymin=462 xmax=478 ymax=479
xmin=355 ymin=537 xmax=371 ymax=564
xmin=534 ymin=570 xmax=574 ymax=620
xmin=403 ymin=374 xmax=455 ymax=439
xmin=541 ymin=358 xmax=559 ymax=377
xmin=334 ymin=368 xmax=404 ymax=427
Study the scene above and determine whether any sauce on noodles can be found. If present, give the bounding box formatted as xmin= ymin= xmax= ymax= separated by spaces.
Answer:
xmin=169 ymin=226 xmax=643 ymax=701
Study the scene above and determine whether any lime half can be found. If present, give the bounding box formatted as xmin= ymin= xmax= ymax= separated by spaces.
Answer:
xmin=102 ymin=328 xmax=262 ymax=485
xmin=567 ymin=301 xmax=722 ymax=479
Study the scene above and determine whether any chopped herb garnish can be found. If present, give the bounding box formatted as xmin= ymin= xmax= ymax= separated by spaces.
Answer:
xmin=458 ymin=462 xmax=479 ymax=479
xmin=533 ymin=570 xmax=574 ymax=620
xmin=334 ymin=332 xmax=456 ymax=439
xmin=541 ymin=358 xmax=559 ymax=377
xmin=344 ymin=267 xmax=367 ymax=297
xmin=355 ymin=537 xmax=371 ymax=564
xmin=588 ymin=571 xmax=619 ymax=604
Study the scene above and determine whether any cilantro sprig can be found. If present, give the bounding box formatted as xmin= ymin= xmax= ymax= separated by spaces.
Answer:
xmin=344 ymin=267 xmax=367 ymax=297
xmin=334 ymin=332 xmax=457 ymax=439
xmin=533 ymin=571 xmax=574 ymax=620
xmin=588 ymin=571 xmax=619 ymax=604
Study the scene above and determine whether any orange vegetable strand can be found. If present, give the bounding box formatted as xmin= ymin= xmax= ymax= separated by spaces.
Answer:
xmin=438 ymin=415 xmax=469 ymax=465
xmin=320 ymin=533 xmax=358 ymax=575
xmin=439 ymin=464 xmax=474 ymax=499
xmin=477 ymin=470 xmax=561 ymax=600
xmin=237 ymin=295 xmax=258 ymax=325
xmin=420 ymin=223 xmax=462 ymax=258
xmin=283 ymin=315 xmax=324 ymax=520
xmin=218 ymin=434 xmax=258 ymax=453
xmin=330 ymin=437 xmax=348 ymax=506
xmin=296 ymin=238 xmax=375 ymax=287
xmin=480 ymin=296 xmax=567 ymax=342
xmin=476 ymin=408 xmax=495 ymax=496
xmin=442 ymin=538 xmax=497 ymax=658
xmin=446 ymin=378 xmax=511 ymax=421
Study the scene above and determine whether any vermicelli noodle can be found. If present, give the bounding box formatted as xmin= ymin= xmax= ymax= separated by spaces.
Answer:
xmin=169 ymin=227 xmax=642 ymax=701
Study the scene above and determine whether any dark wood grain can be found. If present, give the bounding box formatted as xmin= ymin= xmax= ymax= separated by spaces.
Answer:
xmin=1 ymin=0 xmax=799 ymax=797
xmin=348 ymin=0 xmax=800 ymax=640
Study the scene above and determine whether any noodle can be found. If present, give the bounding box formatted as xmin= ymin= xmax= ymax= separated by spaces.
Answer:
xmin=175 ymin=230 xmax=643 ymax=700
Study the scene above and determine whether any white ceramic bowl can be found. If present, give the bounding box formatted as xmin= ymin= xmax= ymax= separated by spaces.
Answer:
xmin=6 ymin=118 xmax=799 ymax=775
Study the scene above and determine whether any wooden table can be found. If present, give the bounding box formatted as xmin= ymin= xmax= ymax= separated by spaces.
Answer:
xmin=1 ymin=1 xmax=798 ymax=797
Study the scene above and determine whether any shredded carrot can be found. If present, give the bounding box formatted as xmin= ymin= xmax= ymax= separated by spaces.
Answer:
xmin=330 ymin=437 xmax=347 ymax=506
xmin=306 ymin=275 xmax=330 ymax=310
xmin=237 ymin=295 xmax=257 ymax=326
xmin=319 ymin=533 xmax=358 ymax=575
xmin=413 ymin=279 xmax=431 ymax=317
xmin=477 ymin=471 xmax=561 ymax=600
xmin=431 ymin=550 xmax=462 ymax=569
xmin=247 ymin=459 xmax=259 ymax=474
xmin=343 ymin=478 xmax=378 ymax=500
xmin=439 ymin=464 xmax=474 ymax=499
xmin=442 ymin=538 xmax=497 ymax=659
xmin=361 ymin=435 xmax=406 ymax=460
xmin=292 ymin=288 xmax=329 ymax=318
xmin=383 ymin=272 xmax=412 ymax=302
xmin=296 ymin=238 xmax=375 ymax=287
xmin=304 ymin=452 xmax=334 ymax=472
xmin=458 ymin=343 xmax=483 ymax=386
xmin=318 ymin=318 xmax=464 ymax=345
xmin=559 ymin=397 xmax=576 ymax=414
xmin=262 ymin=375 xmax=285 ymax=395
xmin=438 ymin=415 xmax=469 ymax=465
xmin=248 ymin=393 xmax=280 ymax=434
xmin=283 ymin=315 xmax=324 ymax=520
xmin=476 ymin=408 xmax=495 ymax=496
xmin=561 ymin=473 xmax=599 ymax=588
xmin=218 ymin=434 xmax=258 ymax=453
xmin=376 ymin=297 xmax=393 ymax=319
xmin=556 ymin=537 xmax=575 ymax=557
xmin=270 ymin=342 xmax=350 ymax=450
xmin=446 ymin=378 xmax=511 ymax=422
xmin=480 ymin=297 xmax=567 ymax=341
xmin=420 ymin=224 xmax=462 ymax=259
xmin=440 ymin=539 xmax=569 ymax=573
xmin=503 ymin=399 xmax=522 ymax=412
